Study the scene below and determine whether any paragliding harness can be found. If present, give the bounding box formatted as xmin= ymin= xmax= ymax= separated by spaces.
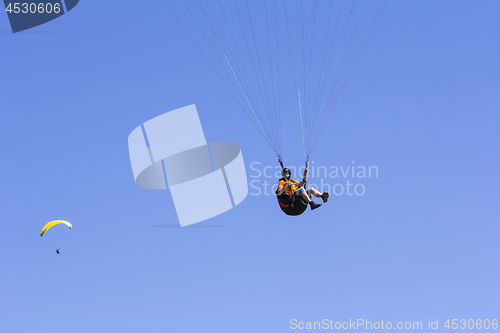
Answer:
xmin=276 ymin=159 xmax=309 ymax=216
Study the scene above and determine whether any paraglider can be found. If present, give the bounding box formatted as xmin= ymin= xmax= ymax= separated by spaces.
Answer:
xmin=40 ymin=220 xmax=72 ymax=254
xmin=40 ymin=220 xmax=72 ymax=237
xmin=162 ymin=0 xmax=388 ymax=214
xmin=276 ymin=166 xmax=328 ymax=216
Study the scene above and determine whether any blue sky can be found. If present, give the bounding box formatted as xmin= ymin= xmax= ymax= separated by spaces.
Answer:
xmin=1 ymin=1 xmax=499 ymax=332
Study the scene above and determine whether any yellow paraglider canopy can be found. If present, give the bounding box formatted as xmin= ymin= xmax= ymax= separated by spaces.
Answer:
xmin=40 ymin=220 xmax=72 ymax=237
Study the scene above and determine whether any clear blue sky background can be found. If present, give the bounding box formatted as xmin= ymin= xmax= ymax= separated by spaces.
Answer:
xmin=1 ymin=1 xmax=499 ymax=332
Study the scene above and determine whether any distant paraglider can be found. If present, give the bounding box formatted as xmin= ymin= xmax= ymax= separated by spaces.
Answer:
xmin=40 ymin=220 xmax=72 ymax=237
